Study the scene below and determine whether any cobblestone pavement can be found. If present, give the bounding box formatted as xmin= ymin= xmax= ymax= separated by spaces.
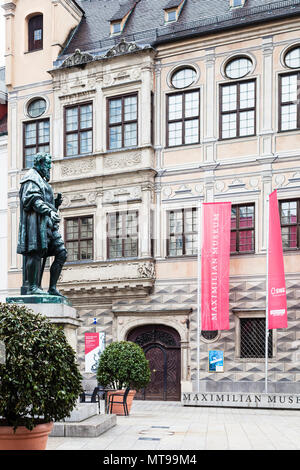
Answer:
xmin=46 ymin=400 xmax=300 ymax=451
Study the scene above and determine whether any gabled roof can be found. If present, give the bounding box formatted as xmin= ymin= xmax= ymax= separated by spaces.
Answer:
xmin=61 ymin=0 xmax=300 ymax=58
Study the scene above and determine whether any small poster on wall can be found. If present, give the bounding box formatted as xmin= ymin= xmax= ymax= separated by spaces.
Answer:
xmin=208 ymin=350 xmax=224 ymax=372
xmin=85 ymin=332 xmax=105 ymax=373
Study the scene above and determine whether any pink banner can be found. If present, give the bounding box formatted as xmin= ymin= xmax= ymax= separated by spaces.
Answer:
xmin=268 ymin=190 xmax=287 ymax=329
xmin=201 ymin=202 xmax=231 ymax=331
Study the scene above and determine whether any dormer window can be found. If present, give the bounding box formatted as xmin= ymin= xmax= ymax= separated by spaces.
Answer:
xmin=166 ymin=9 xmax=177 ymax=23
xmin=164 ymin=0 xmax=186 ymax=24
xmin=111 ymin=21 xmax=122 ymax=35
xmin=110 ymin=1 xmax=139 ymax=36
xmin=28 ymin=14 xmax=43 ymax=52
xmin=230 ymin=0 xmax=246 ymax=8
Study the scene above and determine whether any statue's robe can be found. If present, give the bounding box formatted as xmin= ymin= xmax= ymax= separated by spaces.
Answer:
xmin=17 ymin=168 xmax=61 ymax=257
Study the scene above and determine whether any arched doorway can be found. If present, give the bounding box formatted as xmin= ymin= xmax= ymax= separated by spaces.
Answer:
xmin=127 ymin=324 xmax=181 ymax=401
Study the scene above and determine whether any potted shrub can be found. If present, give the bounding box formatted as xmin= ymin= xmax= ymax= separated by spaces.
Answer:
xmin=0 ymin=303 xmax=82 ymax=450
xmin=96 ymin=341 xmax=151 ymax=415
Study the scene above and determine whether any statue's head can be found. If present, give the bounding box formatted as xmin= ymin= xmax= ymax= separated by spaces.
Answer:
xmin=33 ymin=153 xmax=52 ymax=182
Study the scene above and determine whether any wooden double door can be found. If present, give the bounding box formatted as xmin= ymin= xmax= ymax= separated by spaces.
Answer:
xmin=127 ymin=324 xmax=181 ymax=401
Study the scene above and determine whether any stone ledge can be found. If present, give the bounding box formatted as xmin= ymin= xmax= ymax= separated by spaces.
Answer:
xmin=50 ymin=414 xmax=117 ymax=438
xmin=182 ymin=392 xmax=300 ymax=410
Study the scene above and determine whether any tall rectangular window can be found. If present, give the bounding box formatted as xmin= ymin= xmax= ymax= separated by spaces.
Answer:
xmin=220 ymin=80 xmax=256 ymax=139
xmin=231 ymin=204 xmax=255 ymax=254
xmin=64 ymin=103 xmax=93 ymax=157
xmin=107 ymin=211 xmax=138 ymax=259
xmin=107 ymin=94 xmax=138 ymax=150
xmin=279 ymin=73 xmax=300 ymax=131
xmin=280 ymin=199 xmax=300 ymax=249
xmin=23 ymin=119 xmax=50 ymax=168
xmin=28 ymin=15 xmax=43 ymax=52
xmin=167 ymin=208 xmax=198 ymax=256
xmin=167 ymin=90 xmax=200 ymax=147
xmin=65 ymin=216 xmax=94 ymax=262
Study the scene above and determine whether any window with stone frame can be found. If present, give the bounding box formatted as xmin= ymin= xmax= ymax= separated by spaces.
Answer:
xmin=167 ymin=208 xmax=198 ymax=257
xmin=107 ymin=93 xmax=138 ymax=150
xmin=279 ymin=73 xmax=300 ymax=132
xmin=220 ymin=79 xmax=256 ymax=139
xmin=28 ymin=14 xmax=43 ymax=52
xmin=166 ymin=90 xmax=200 ymax=147
xmin=279 ymin=199 xmax=300 ymax=249
xmin=65 ymin=216 xmax=94 ymax=262
xmin=64 ymin=102 xmax=93 ymax=157
xmin=23 ymin=119 xmax=50 ymax=169
xmin=107 ymin=211 xmax=139 ymax=259
xmin=230 ymin=203 xmax=255 ymax=254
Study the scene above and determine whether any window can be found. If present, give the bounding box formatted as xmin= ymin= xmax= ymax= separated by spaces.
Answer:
xmin=240 ymin=318 xmax=273 ymax=359
xmin=107 ymin=94 xmax=138 ymax=150
xmin=28 ymin=15 xmax=43 ymax=52
xmin=279 ymin=73 xmax=300 ymax=131
xmin=284 ymin=46 xmax=300 ymax=69
xmin=111 ymin=21 xmax=121 ymax=35
xmin=280 ymin=199 xmax=300 ymax=249
xmin=171 ymin=67 xmax=197 ymax=89
xmin=27 ymin=98 xmax=47 ymax=118
xmin=167 ymin=208 xmax=197 ymax=257
xmin=231 ymin=0 xmax=244 ymax=7
xmin=225 ymin=57 xmax=253 ymax=79
xmin=65 ymin=216 xmax=93 ymax=262
xmin=220 ymin=80 xmax=256 ymax=139
xmin=231 ymin=204 xmax=255 ymax=254
xmin=64 ymin=103 xmax=93 ymax=157
xmin=107 ymin=211 xmax=138 ymax=259
xmin=166 ymin=9 xmax=177 ymax=22
xmin=167 ymin=90 xmax=200 ymax=147
xmin=23 ymin=119 xmax=50 ymax=168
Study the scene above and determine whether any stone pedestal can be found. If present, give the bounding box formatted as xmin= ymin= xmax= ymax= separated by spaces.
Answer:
xmin=6 ymin=295 xmax=116 ymax=437
xmin=6 ymin=295 xmax=81 ymax=352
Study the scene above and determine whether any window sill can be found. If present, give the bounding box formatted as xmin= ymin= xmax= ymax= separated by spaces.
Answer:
xmin=219 ymin=134 xmax=256 ymax=142
xmin=24 ymin=48 xmax=43 ymax=54
xmin=165 ymin=142 xmax=200 ymax=150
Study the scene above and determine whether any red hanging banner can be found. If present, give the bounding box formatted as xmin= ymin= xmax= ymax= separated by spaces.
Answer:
xmin=201 ymin=202 xmax=231 ymax=331
xmin=268 ymin=190 xmax=288 ymax=329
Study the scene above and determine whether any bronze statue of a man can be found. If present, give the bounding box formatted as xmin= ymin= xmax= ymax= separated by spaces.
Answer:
xmin=17 ymin=153 xmax=67 ymax=296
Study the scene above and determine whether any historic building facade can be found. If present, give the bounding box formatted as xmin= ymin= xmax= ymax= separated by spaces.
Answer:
xmin=3 ymin=0 xmax=300 ymax=398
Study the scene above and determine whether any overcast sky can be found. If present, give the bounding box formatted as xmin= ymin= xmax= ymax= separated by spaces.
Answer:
xmin=0 ymin=11 xmax=5 ymax=67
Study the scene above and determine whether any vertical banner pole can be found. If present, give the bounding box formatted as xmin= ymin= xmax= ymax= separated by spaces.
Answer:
xmin=197 ymin=200 xmax=202 ymax=393
xmin=265 ymin=196 xmax=270 ymax=394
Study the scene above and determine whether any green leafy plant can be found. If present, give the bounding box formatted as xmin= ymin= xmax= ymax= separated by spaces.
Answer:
xmin=96 ymin=341 xmax=151 ymax=391
xmin=0 ymin=303 xmax=82 ymax=431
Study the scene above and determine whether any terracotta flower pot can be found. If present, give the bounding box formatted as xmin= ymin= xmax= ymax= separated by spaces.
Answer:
xmin=107 ymin=389 xmax=136 ymax=415
xmin=0 ymin=422 xmax=54 ymax=450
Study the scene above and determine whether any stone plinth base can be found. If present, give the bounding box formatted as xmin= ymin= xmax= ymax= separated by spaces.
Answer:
xmin=182 ymin=392 xmax=300 ymax=410
xmin=6 ymin=295 xmax=82 ymax=351
xmin=64 ymin=403 xmax=98 ymax=422
xmin=50 ymin=414 xmax=117 ymax=438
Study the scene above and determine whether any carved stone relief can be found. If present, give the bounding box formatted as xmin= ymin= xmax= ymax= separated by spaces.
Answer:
xmin=105 ymin=39 xmax=142 ymax=58
xmin=60 ymin=158 xmax=96 ymax=177
xmin=61 ymin=49 xmax=94 ymax=69
xmin=103 ymin=186 xmax=142 ymax=204
xmin=104 ymin=152 xmax=142 ymax=170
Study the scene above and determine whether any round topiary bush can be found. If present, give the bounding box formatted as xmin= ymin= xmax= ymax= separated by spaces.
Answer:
xmin=96 ymin=341 xmax=151 ymax=391
xmin=0 ymin=303 xmax=83 ymax=431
